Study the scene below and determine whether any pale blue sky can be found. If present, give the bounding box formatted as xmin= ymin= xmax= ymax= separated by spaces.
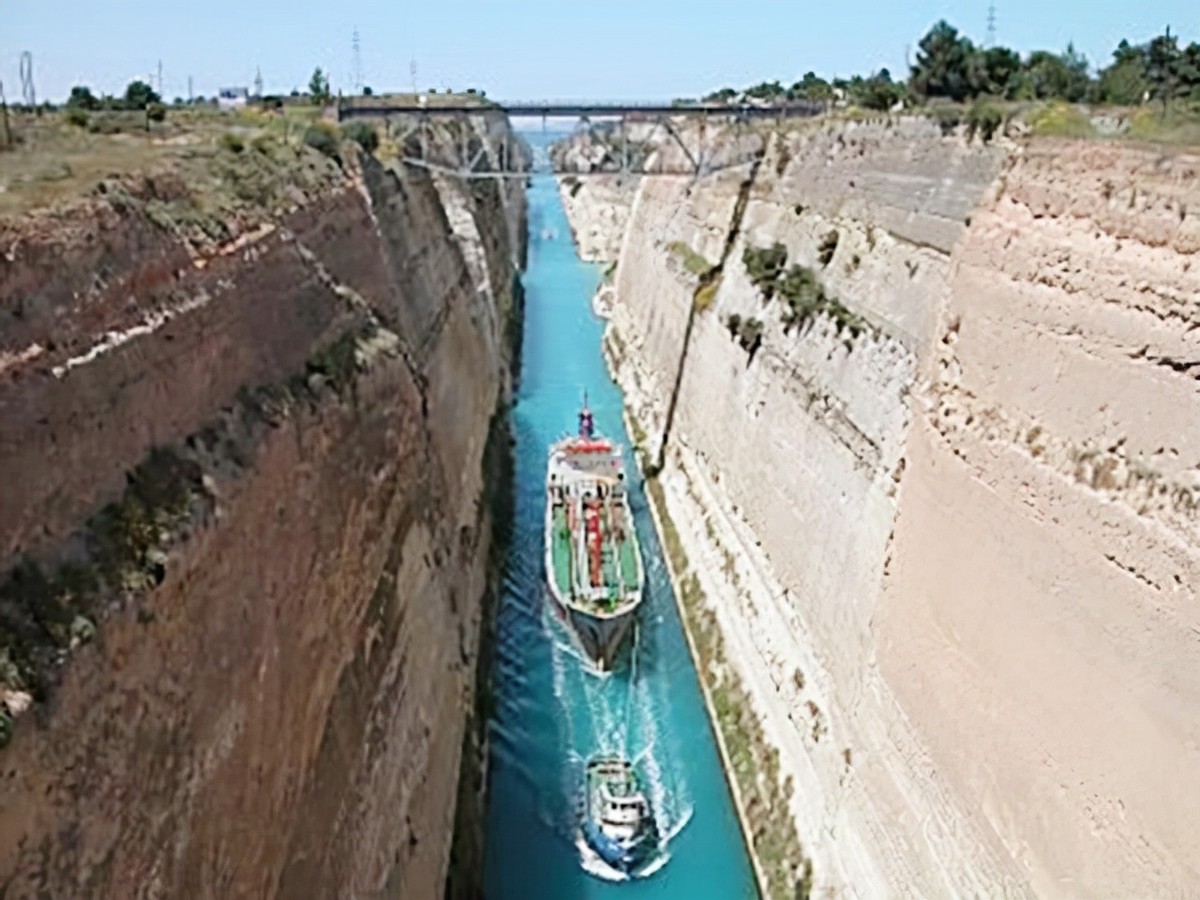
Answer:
xmin=3 ymin=1 xmax=1197 ymax=103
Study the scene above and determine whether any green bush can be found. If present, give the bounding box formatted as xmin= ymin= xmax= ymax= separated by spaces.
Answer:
xmin=694 ymin=276 xmax=720 ymax=312
xmin=146 ymin=102 xmax=167 ymax=123
xmin=725 ymin=314 xmax=764 ymax=356
xmin=743 ymin=243 xmax=788 ymax=298
xmin=218 ymin=132 xmax=245 ymax=154
xmin=966 ymin=100 xmax=1003 ymax=142
xmin=667 ymin=241 xmax=711 ymax=277
xmin=303 ymin=124 xmax=340 ymax=160
xmin=816 ymin=230 xmax=839 ymax=267
xmin=1027 ymin=101 xmax=1094 ymax=138
xmin=341 ymin=121 xmax=379 ymax=154
xmin=64 ymin=107 xmax=90 ymax=129
xmin=250 ymin=132 xmax=275 ymax=155
xmin=932 ymin=106 xmax=963 ymax=135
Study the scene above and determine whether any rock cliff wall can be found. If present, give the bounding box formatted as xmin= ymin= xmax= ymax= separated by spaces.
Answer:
xmin=570 ymin=118 xmax=1200 ymax=897
xmin=0 ymin=121 xmax=524 ymax=899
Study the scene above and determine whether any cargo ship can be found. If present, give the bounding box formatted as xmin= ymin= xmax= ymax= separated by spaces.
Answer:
xmin=545 ymin=397 xmax=644 ymax=671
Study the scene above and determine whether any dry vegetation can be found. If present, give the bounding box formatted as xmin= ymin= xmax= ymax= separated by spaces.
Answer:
xmin=641 ymin=463 xmax=813 ymax=900
xmin=0 ymin=105 xmax=342 ymax=219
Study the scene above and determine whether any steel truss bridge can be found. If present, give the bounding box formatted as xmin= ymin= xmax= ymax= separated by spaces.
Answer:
xmin=336 ymin=99 xmax=823 ymax=180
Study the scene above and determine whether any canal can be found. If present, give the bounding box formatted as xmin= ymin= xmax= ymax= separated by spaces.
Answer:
xmin=482 ymin=135 xmax=757 ymax=899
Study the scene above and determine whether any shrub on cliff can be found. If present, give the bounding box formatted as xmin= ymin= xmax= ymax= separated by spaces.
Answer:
xmin=668 ymin=241 xmax=711 ymax=277
xmin=743 ymin=243 xmax=788 ymax=298
xmin=816 ymin=230 xmax=839 ymax=267
xmin=303 ymin=123 xmax=341 ymax=161
xmin=694 ymin=276 xmax=721 ymax=313
xmin=1027 ymin=101 xmax=1094 ymax=138
xmin=64 ymin=107 xmax=90 ymax=129
xmin=341 ymin=121 xmax=379 ymax=154
xmin=725 ymin=314 xmax=764 ymax=358
xmin=966 ymin=100 xmax=1003 ymax=143
xmin=219 ymin=132 xmax=245 ymax=154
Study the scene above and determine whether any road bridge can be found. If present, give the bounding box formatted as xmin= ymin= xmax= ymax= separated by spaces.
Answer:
xmin=337 ymin=98 xmax=818 ymax=180
xmin=338 ymin=99 xmax=824 ymax=119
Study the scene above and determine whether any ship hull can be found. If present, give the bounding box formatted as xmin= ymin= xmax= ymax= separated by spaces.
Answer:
xmin=548 ymin=587 xmax=636 ymax=672
xmin=544 ymin=412 xmax=644 ymax=673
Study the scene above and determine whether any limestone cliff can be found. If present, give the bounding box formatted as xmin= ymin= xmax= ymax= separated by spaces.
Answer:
xmin=0 ymin=120 xmax=524 ymax=898
xmin=566 ymin=118 xmax=1200 ymax=897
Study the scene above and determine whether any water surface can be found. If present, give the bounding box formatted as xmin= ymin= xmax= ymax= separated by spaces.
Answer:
xmin=483 ymin=141 xmax=756 ymax=900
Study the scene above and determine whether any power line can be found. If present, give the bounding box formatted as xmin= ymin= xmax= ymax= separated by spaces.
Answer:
xmin=352 ymin=28 xmax=363 ymax=94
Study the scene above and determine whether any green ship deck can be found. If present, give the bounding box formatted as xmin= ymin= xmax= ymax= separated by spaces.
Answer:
xmin=550 ymin=504 xmax=639 ymax=613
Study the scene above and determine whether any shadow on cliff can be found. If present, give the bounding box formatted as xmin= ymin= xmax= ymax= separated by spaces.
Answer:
xmin=655 ymin=150 xmax=765 ymax=474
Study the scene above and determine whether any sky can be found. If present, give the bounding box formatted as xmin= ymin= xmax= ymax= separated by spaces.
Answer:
xmin=1 ymin=1 xmax=1197 ymax=104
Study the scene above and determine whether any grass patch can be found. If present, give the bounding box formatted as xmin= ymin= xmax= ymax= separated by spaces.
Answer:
xmin=1127 ymin=106 xmax=1200 ymax=145
xmin=694 ymin=274 xmax=721 ymax=313
xmin=1027 ymin=102 xmax=1095 ymax=139
xmin=667 ymin=240 xmax=712 ymax=277
xmin=966 ymin=99 xmax=1004 ymax=144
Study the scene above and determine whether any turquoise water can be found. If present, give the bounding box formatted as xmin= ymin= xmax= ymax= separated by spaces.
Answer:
xmin=482 ymin=144 xmax=757 ymax=900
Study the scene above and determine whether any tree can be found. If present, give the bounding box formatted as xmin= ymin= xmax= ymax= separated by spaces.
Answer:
xmin=1146 ymin=29 xmax=1184 ymax=110
xmin=1020 ymin=45 xmax=1091 ymax=101
xmin=704 ymin=87 xmax=738 ymax=103
xmin=789 ymin=72 xmax=833 ymax=102
xmin=1183 ymin=43 xmax=1200 ymax=101
xmin=909 ymin=20 xmax=977 ymax=101
xmin=308 ymin=67 xmax=331 ymax=104
xmin=1095 ymin=39 xmax=1150 ymax=104
xmin=852 ymin=69 xmax=907 ymax=110
xmin=745 ymin=80 xmax=786 ymax=101
xmin=123 ymin=80 xmax=161 ymax=110
xmin=970 ymin=46 xmax=1022 ymax=98
xmin=66 ymin=85 xmax=100 ymax=111
xmin=362 ymin=85 xmax=374 ymax=96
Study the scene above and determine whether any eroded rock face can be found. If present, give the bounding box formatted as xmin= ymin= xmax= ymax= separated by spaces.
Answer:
xmin=0 ymin=134 xmax=524 ymax=898
xmin=568 ymin=120 xmax=1200 ymax=895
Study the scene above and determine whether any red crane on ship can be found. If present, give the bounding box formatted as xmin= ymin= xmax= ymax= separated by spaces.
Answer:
xmin=584 ymin=495 xmax=604 ymax=587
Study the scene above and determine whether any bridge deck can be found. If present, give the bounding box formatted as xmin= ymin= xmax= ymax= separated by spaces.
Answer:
xmin=338 ymin=101 xmax=822 ymax=119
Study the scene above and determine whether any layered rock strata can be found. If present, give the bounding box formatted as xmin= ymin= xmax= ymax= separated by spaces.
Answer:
xmin=568 ymin=118 xmax=1200 ymax=897
xmin=0 ymin=123 xmax=524 ymax=899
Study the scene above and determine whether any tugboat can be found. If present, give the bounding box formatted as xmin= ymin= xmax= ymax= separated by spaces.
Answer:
xmin=581 ymin=754 xmax=658 ymax=874
xmin=545 ymin=395 xmax=644 ymax=671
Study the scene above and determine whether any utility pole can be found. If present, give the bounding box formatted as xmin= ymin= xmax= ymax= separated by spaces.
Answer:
xmin=410 ymin=59 xmax=418 ymax=96
xmin=20 ymin=52 xmax=36 ymax=108
xmin=0 ymin=79 xmax=10 ymax=148
xmin=254 ymin=66 xmax=263 ymax=99
xmin=986 ymin=3 xmax=997 ymax=46
xmin=188 ymin=75 xmax=194 ymax=104
xmin=157 ymin=59 xmax=163 ymax=97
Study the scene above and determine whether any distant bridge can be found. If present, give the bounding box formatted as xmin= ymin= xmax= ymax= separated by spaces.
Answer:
xmin=338 ymin=98 xmax=817 ymax=180
xmin=338 ymin=99 xmax=824 ymax=120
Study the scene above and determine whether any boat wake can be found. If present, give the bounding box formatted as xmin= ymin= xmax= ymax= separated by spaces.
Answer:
xmin=544 ymin=602 xmax=697 ymax=883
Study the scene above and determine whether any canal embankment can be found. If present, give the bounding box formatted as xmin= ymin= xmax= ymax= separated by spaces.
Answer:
xmin=571 ymin=116 xmax=1200 ymax=897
